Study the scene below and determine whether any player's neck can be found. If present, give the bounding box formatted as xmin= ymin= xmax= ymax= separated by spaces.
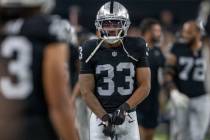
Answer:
xmin=145 ymin=39 xmax=154 ymax=48
xmin=146 ymin=42 xmax=154 ymax=48
xmin=104 ymin=40 xmax=122 ymax=48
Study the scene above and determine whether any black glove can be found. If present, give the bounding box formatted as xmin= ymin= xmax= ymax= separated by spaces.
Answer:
xmin=100 ymin=114 xmax=115 ymax=138
xmin=111 ymin=103 xmax=130 ymax=125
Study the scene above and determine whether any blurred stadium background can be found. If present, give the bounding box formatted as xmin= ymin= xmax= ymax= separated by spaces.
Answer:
xmin=54 ymin=0 xmax=200 ymax=31
xmin=52 ymin=0 xmax=209 ymax=140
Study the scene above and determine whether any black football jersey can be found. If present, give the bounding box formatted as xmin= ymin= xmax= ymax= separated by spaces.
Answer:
xmin=69 ymin=44 xmax=79 ymax=88
xmin=171 ymin=42 xmax=206 ymax=97
xmin=80 ymin=37 xmax=149 ymax=113
xmin=0 ymin=14 xmax=69 ymax=140
xmin=149 ymin=46 xmax=165 ymax=96
xmin=137 ymin=46 xmax=165 ymax=112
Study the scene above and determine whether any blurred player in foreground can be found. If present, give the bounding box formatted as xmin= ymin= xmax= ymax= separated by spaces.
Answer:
xmin=0 ymin=0 xmax=78 ymax=140
xmin=137 ymin=19 xmax=165 ymax=140
xmin=164 ymin=21 xmax=210 ymax=140
xmin=79 ymin=1 xmax=151 ymax=140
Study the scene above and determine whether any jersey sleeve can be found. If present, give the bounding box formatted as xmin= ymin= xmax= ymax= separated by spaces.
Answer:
xmin=79 ymin=41 xmax=96 ymax=74
xmin=21 ymin=15 xmax=71 ymax=44
xmin=135 ymin=38 xmax=150 ymax=68
xmin=70 ymin=44 xmax=79 ymax=62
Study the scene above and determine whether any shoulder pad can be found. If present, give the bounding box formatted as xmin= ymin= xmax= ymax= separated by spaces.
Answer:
xmin=122 ymin=37 xmax=149 ymax=61
xmin=21 ymin=15 xmax=71 ymax=43
xmin=79 ymin=39 xmax=99 ymax=61
xmin=171 ymin=42 xmax=188 ymax=50
xmin=124 ymin=36 xmax=148 ymax=54
xmin=170 ymin=41 xmax=188 ymax=55
xmin=124 ymin=36 xmax=146 ymax=48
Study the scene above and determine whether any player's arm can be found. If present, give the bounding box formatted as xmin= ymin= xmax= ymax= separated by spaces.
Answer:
xmin=72 ymin=59 xmax=81 ymax=99
xmin=126 ymin=67 xmax=151 ymax=109
xmin=163 ymin=53 xmax=177 ymax=91
xmin=43 ymin=43 xmax=78 ymax=140
xmin=125 ymin=39 xmax=151 ymax=108
xmin=111 ymin=39 xmax=151 ymax=125
xmin=80 ymin=74 xmax=113 ymax=137
xmin=164 ymin=51 xmax=189 ymax=106
xmin=72 ymin=82 xmax=80 ymax=98
xmin=79 ymin=44 xmax=107 ymax=120
xmin=79 ymin=74 xmax=107 ymax=119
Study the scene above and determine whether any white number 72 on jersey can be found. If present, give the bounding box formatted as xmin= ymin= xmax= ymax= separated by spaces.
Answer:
xmin=179 ymin=57 xmax=206 ymax=81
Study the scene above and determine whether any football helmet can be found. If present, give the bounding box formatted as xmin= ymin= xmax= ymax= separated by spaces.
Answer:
xmin=0 ymin=0 xmax=55 ymax=13
xmin=95 ymin=1 xmax=131 ymax=44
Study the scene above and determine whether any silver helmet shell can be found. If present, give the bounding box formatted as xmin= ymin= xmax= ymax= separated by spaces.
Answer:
xmin=0 ymin=0 xmax=55 ymax=14
xmin=95 ymin=1 xmax=131 ymax=44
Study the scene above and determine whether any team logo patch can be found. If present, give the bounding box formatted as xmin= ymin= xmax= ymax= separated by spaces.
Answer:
xmin=112 ymin=51 xmax=118 ymax=57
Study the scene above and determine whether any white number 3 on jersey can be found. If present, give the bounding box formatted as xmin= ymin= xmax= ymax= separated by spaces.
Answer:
xmin=0 ymin=37 xmax=33 ymax=99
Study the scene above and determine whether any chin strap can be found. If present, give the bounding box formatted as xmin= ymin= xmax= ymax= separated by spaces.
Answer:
xmin=85 ymin=30 xmax=123 ymax=63
xmin=85 ymin=30 xmax=138 ymax=63
xmin=85 ymin=39 xmax=105 ymax=63
xmin=120 ymin=39 xmax=138 ymax=62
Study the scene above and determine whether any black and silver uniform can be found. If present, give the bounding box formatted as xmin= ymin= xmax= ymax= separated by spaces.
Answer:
xmin=137 ymin=46 xmax=165 ymax=128
xmin=69 ymin=44 xmax=79 ymax=88
xmin=0 ymin=15 xmax=69 ymax=140
xmin=171 ymin=42 xmax=206 ymax=98
xmin=80 ymin=37 xmax=149 ymax=113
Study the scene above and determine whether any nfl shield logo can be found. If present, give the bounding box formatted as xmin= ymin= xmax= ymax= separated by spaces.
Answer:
xmin=112 ymin=51 xmax=118 ymax=57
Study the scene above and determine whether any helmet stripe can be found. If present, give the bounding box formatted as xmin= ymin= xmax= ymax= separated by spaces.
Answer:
xmin=110 ymin=0 xmax=114 ymax=13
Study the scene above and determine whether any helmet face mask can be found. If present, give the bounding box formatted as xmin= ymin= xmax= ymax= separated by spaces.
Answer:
xmin=95 ymin=1 xmax=131 ymax=44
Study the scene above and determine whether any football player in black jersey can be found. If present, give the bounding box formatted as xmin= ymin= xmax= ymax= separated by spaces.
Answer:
xmin=164 ymin=21 xmax=210 ymax=140
xmin=0 ymin=0 xmax=78 ymax=140
xmin=79 ymin=1 xmax=151 ymax=140
xmin=137 ymin=19 xmax=165 ymax=140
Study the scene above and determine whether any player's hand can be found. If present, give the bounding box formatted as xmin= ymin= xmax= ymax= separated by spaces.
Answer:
xmin=100 ymin=114 xmax=115 ymax=138
xmin=111 ymin=103 xmax=130 ymax=125
xmin=170 ymin=89 xmax=189 ymax=108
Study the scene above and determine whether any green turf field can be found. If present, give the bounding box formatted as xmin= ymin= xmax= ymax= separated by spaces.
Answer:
xmin=154 ymin=124 xmax=210 ymax=140
xmin=154 ymin=131 xmax=210 ymax=140
xmin=154 ymin=133 xmax=167 ymax=140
